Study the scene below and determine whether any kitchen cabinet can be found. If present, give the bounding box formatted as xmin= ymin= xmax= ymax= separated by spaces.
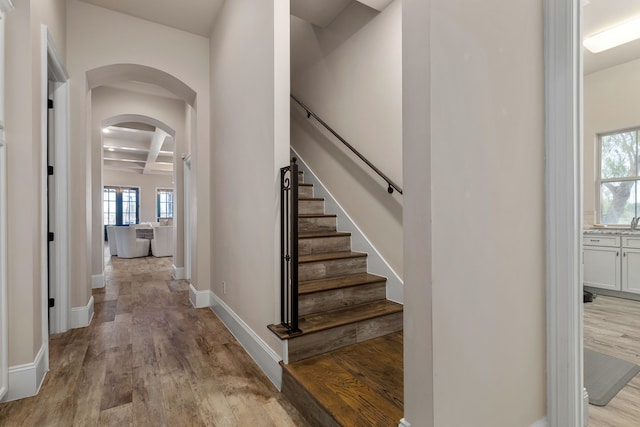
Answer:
xmin=583 ymin=235 xmax=620 ymax=291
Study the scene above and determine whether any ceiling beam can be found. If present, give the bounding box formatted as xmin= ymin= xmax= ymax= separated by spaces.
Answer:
xmin=143 ymin=129 xmax=170 ymax=175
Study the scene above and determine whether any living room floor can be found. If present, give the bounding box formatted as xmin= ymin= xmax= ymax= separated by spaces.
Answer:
xmin=584 ymin=295 xmax=640 ymax=426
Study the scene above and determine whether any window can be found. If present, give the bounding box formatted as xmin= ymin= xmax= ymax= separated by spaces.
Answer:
xmin=103 ymin=186 xmax=139 ymax=226
xmin=599 ymin=129 xmax=640 ymax=225
xmin=157 ymin=189 xmax=173 ymax=220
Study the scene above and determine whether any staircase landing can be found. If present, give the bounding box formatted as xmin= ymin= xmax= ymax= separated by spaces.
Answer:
xmin=281 ymin=331 xmax=403 ymax=427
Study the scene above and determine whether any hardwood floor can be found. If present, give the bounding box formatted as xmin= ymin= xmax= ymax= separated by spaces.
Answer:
xmin=584 ymin=295 xmax=640 ymax=426
xmin=282 ymin=331 xmax=403 ymax=426
xmin=0 ymin=251 xmax=308 ymax=427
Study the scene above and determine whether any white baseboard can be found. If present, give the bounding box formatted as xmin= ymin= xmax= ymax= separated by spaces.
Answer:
xmin=71 ymin=296 xmax=94 ymax=329
xmin=209 ymin=292 xmax=282 ymax=389
xmin=530 ymin=417 xmax=549 ymax=427
xmin=292 ymin=149 xmax=404 ymax=303
xmin=172 ymin=265 xmax=185 ymax=280
xmin=398 ymin=418 xmax=411 ymax=427
xmin=189 ymin=283 xmax=210 ymax=308
xmin=91 ymin=274 xmax=104 ymax=289
xmin=1 ymin=343 xmax=47 ymax=402
xmin=583 ymin=387 xmax=589 ymax=427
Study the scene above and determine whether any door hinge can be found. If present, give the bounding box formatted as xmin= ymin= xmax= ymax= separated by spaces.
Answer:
xmin=48 ymin=298 xmax=55 ymax=308
xmin=47 ymin=99 xmax=53 ymax=109
xmin=48 ymin=165 xmax=54 ymax=176
xmin=48 ymin=232 xmax=54 ymax=242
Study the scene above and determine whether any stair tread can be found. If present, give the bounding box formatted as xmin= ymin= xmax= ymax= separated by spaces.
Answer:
xmin=300 ymin=273 xmax=386 ymax=294
xmin=299 ymin=251 xmax=367 ymax=263
xmin=299 ymin=183 xmax=313 ymax=187
xmin=298 ymin=231 xmax=351 ymax=239
xmin=299 ymin=197 xmax=324 ymax=201
xmin=268 ymin=300 xmax=402 ymax=339
xmin=298 ymin=213 xmax=336 ymax=218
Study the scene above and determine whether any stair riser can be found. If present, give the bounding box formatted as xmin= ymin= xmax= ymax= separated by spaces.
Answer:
xmin=298 ymin=217 xmax=336 ymax=233
xmin=299 ymin=257 xmax=367 ymax=281
xmin=299 ymin=186 xmax=313 ymax=199
xmin=299 ymin=236 xmax=351 ymax=256
xmin=287 ymin=312 xmax=403 ymax=362
xmin=299 ymin=200 xmax=325 ymax=215
xmin=281 ymin=370 xmax=340 ymax=427
xmin=299 ymin=282 xmax=386 ymax=316
xmin=298 ymin=172 xmax=304 ymax=184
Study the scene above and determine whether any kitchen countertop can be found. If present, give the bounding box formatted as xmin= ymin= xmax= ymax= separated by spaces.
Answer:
xmin=584 ymin=228 xmax=640 ymax=235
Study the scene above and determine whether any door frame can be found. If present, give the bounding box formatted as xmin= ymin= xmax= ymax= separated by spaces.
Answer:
xmin=40 ymin=26 xmax=70 ymax=337
xmin=183 ymin=154 xmax=192 ymax=280
xmin=544 ymin=0 xmax=585 ymax=425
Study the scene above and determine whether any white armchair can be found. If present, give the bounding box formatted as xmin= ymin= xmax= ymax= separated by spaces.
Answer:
xmin=114 ymin=226 xmax=150 ymax=258
xmin=106 ymin=226 xmax=118 ymax=256
xmin=151 ymin=226 xmax=172 ymax=257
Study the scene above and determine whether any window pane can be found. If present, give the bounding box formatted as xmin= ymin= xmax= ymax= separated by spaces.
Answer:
xmin=601 ymin=181 xmax=637 ymax=224
xmin=601 ymin=131 xmax=638 ymax=179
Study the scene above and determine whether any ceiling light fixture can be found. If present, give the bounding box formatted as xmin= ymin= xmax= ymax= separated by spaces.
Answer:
xmin=102 ymin=128 xmax=110 ymax=134
xmin=107 ymin=148 xmax=115 ymax=152
xmin=584 ymin=16 xmax=640 ymax=53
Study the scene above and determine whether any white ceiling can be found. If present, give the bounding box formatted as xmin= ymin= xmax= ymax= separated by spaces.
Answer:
xmin=78 ymin=0 xmax=224 ymax=37
xmin=103 ymin=123 xmax=175 ymax=176
xmin=583 ymin=0 xmax=640 ymax=75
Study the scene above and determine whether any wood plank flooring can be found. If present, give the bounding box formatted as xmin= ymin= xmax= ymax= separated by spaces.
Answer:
xmin=0 ymin=251 xmax=308 ymax=427
xmin=584 ymin=295 xmax=640 ymax=427
xmin=282 ymin=331 xmax=403 ymax=426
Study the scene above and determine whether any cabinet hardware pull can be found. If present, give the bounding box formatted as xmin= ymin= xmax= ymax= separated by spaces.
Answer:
xmin=617 ymin=251 xmax=619 ymax=256
xmin=590 ymin=239 xmax=600 ymax=242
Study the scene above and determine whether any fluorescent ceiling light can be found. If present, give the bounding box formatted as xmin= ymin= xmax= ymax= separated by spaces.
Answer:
xmin=584 ymin=16 xmax=640 ymax=53
xmin=108 ymin=148 xmax=115 ymax=152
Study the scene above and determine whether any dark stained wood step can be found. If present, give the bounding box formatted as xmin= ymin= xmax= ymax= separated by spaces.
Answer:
xmin=298 ymin=231 xmax=351 ymax=239
xmin=281 ymin=332 xmax=403 ymax=427
xmin=268 ymin=300 xmax=402 ymax=340
xmin=299 ymin=197 xmax=324 ymax=201
xmin=298 ymin=214 xmax=338 ymax=233
xmin=299 ymin=251 xmax=366 ymax=264
xmin=299 ymin=273 xmax=386 ymax=295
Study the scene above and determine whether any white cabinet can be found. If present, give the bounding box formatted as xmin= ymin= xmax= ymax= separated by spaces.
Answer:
xmin=621 ymin=236 xmax=640 ymax=294
xmin=583 ymin=244 xmax=620 ymax=291
xmin=583 ymin=233 xmax=640 ymax=295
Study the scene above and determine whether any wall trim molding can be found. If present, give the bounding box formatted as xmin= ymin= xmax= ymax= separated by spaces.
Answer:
xmin=71 ymin=296 xmax=94 ymax=329
xmin=209 ymin=292 xmax=283 ymax=389
xmin=1 ymin=343 xmax=47 ymax=402
xmin=544 ymin=1 xmax=584 ymax=426
xmin=530 ymin=417 xmax=549 ymax=427
xmin=91 ymin=274 xmax=104 ymax=289
xmin=292 ymin=148 xmax=404 ymax=303
xmin=398 ymin=418 xmax=412 ymax=427
xmin=172 ymin=265 xmax=185 ymax=280
xmin=188 ymin=283 xmax=210 ymax=308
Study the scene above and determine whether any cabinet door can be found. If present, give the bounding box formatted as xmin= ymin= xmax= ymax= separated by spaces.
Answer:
xmin=622 ymin=248 xmax=640 ymax=294
xmin=584 ymin=246 xmax=620 ymax=290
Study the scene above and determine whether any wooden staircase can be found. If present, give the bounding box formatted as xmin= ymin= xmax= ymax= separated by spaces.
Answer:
xmin=268 ymin=171 xmax=403 ymax=426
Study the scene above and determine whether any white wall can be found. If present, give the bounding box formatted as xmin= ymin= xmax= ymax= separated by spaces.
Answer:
xmin=66 ymin=0 xmax=210 ymax=307
xmin=402 ymin=0 xmax=547 ymax=425
xmin=290 ymin=0 xmax=403 ymax=276
xmin=209 ymin=0 xmax=290 ymax=355
xmin=583 ymin=58 xmax=640 ymax=226
xmin=90 ymin=86 xmax=185 ymax=276
xmin=4 ymin=0 xmax=66 ymax=367
xmin=103 ymin=170 xmax=173 ymax=224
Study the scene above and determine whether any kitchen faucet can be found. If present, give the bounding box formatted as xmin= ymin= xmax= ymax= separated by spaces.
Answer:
xmin=632 ymin=217 xmax=639 ymax=230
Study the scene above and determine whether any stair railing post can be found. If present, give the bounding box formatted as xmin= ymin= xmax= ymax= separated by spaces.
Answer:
xmin=290 ymin=159 xmax=300 ymax=333
xmin=280 ymin=165 xmax=288 ymax=326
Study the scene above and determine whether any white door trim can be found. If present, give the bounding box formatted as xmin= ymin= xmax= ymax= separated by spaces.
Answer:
xmin=183 ymin=154 xmax=192 ymax=280
xmin=544 ymin=0 xmax=584 ymax=426
xmin=41 ymin=25 xmax=70 ymax=338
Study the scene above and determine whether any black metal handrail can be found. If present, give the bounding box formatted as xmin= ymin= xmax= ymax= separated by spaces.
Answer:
xmin=280 ymin=158 xmax=301 ymax=334
xmin=291 ymin=94 xmax=403 ymax=195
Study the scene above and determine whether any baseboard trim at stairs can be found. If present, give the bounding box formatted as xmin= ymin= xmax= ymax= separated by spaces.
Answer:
xmin=292 ymin=148 xmax=404 ymax=303
xmin=398 ymin=419 xmax=412 ymax=427
xmin=210 ymin=292 xmax=282 ymax=389
xmin=189 ymin=283 xmax=210 ymax=308
xmin=91 ymin=274 xmax=104 ymax=289
xmin=71 ymin=296 xmax=94 ymax=329
xmin=1 ymin=343 xmax=47 ymax=402
xmin=172 ymin=265 xmax=185 ymax=280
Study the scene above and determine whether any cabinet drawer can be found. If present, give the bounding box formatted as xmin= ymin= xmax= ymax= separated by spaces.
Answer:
xmin=623 ymin=236 xmax=640 ymax=248
xmin=583 ymin=235 xmax=620 ymax=247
